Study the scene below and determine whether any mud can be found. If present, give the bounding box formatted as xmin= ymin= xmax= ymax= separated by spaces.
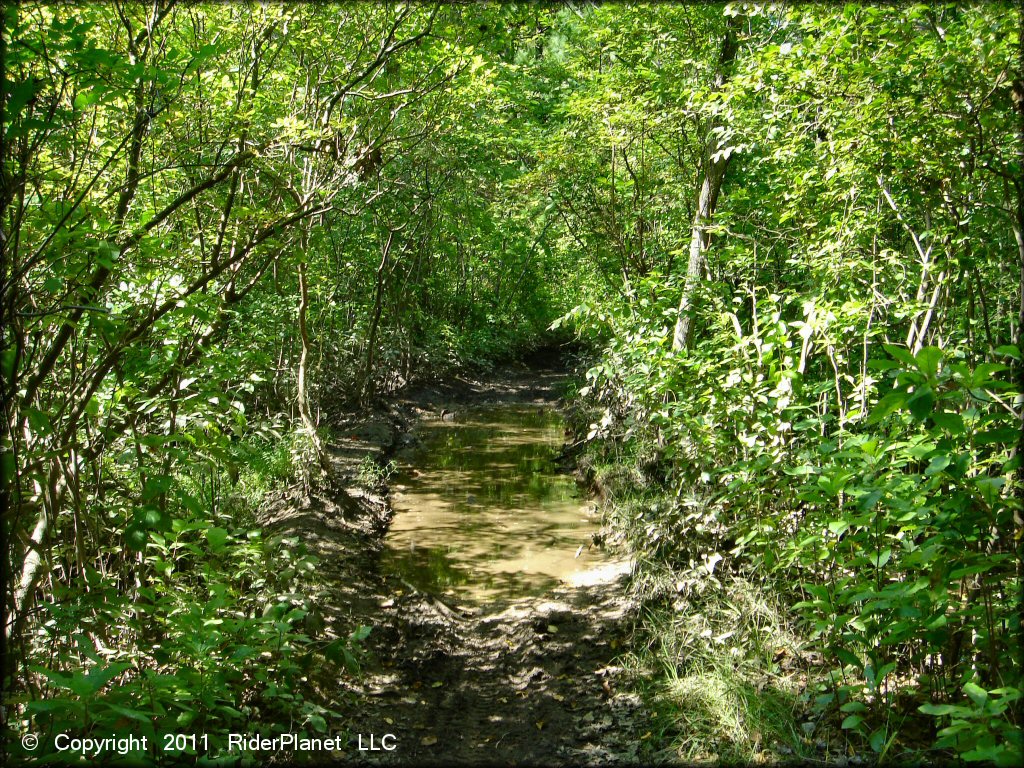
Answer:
xmin=260 ymin=352 xmax=649 ymax=766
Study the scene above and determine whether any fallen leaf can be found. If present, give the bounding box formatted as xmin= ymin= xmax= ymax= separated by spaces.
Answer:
xmin=535 ymin=720 xmax=544 ymax=730
xmin=420 ymin=735 xmax=437 ymax=746
xmin=431 ymin=681 xmax=443 ymax=688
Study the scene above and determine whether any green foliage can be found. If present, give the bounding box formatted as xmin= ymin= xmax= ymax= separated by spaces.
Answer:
xmin=356 ymin=456 xmax=397 ymax=491
xmin=921 ymin=684 xmax=1022 ymax=766
xmin=3 ymin=3 xmax=572 ymax=753
xmin=3 ymin=1 xmax=1021 ymax=764
xmin=555 ymin=3 xmax=1021 ymax=762
xmin=15 ymin=525 xmax=362 ymax=761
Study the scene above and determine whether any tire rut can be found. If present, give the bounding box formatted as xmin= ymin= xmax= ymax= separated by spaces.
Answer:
xmin=339 ymin=580 xmax=646 ymax=766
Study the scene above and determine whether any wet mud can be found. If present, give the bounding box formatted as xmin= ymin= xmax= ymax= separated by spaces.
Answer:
xmin=261 ymin=353 xmax=648 ymax=766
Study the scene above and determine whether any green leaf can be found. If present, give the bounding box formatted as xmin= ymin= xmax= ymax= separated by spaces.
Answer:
xmin=868 ymin=390 xmax=906 ymax=423
xmin=141 ymin=475 xmax=173 ymax=501
xmin=206 ymin=526 xmax=229 ymax=552
xmin=104 ymin=702 xmax=156 ymax=722
xmin=906 ymin=386 xmax=934 ymax=420
xmin=920 ymin=703 xmax=970 ymax=716
xmin=85 ymin=662 xmax=131 ymax=693
xmin=931 ymin=410 xmax=965 ymax=434
xmin=835 ymin=648 xmax=860 ymax=669
xmin=869 ymin=729 xmax=886 ymax=752
xmin=6 ymin=78 xmax=39 ymax=116
xmin=27 ymin=698 xmax=82 ymax=714
xmin=882 ymin=344 xmax=917 ymax=368
xmin=96 ymin=242 xmax=120 ymax=270
xmin=963 ymin=682 xmax=988 ymax=708
xmin=827 ymin=520 xmax=850 ymax=536
xmin=858 ymin=489 xmax=883 ymax=511
xmin=867 ymin=358 xmax=901 ymax=371
xmin=976 ymin=427 xmax=1018 ymax=445
xmin=914 ymin=346 xmax=942 ymax=378
xmin=26 ymin=408 xmax=52 ymax=436
xmin=73 ymin=90 xmax=98 ymax=109
xmin=125 ymin=526 xmax=148 ymax=551
xmin=841 ymin=714 xmax=864 ymax=730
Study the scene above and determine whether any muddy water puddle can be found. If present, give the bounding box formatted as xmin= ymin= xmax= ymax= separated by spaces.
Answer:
xmin=381 ymin=404 xmax=614 ymax=603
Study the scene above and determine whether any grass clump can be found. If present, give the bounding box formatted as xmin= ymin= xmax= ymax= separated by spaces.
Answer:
xmin=625 ymin=572 xmax=812 ymax=764
xmin=603 ymin=479 xmax=815 ymax=766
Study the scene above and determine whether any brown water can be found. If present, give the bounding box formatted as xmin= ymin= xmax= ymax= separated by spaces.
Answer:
xmin=380 ymin=404 xmax=613 ymax=603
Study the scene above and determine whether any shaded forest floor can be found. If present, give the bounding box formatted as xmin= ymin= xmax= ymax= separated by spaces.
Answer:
xmin=258 ymin=352 xmax=650 ymax=766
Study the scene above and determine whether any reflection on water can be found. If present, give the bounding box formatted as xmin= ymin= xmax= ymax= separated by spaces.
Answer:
xmin=380 ymin=405 xmax=609 ymax=603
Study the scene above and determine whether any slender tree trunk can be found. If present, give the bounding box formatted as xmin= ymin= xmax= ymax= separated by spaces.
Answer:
xmin=296 ymin=259 xmax=328 ymax=475
xmin=672 ymin=142 xmax=732 ymax=351
xmin=672 ymin=16 xmax=741 ymax=351
xmin=1012 ymin=190 xmax=1024 ymax=532
xmin=361 ymin=228 xmax=397 ymax=405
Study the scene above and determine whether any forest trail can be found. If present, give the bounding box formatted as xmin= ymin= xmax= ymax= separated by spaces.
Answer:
xmin=261 ymin=354 xmax=648 ymax=766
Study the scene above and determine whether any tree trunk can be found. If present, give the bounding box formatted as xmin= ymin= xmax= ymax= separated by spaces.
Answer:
xmin=361 ymin=228 xmax=397 ymax=405
xmin=672 ymin=16 xmax=741 ymax=352
xmin=296 ymin=259 xmax=329 ymax=475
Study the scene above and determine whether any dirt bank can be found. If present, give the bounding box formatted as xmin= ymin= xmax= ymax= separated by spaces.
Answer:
xmin=259 ymin=353 xmax=648 ymax=766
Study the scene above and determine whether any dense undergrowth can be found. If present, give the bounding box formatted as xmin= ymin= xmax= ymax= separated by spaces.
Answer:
xmin=565 ymin=282 xmax=1020 ymax=766
xmin=568 ymin=329 xmax=1020 ymax=764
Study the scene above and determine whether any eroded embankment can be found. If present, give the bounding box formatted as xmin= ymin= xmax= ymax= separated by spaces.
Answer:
xmin=259 ymin=357 xmax=648 ymax=766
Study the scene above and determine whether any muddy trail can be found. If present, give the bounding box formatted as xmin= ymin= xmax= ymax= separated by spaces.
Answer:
xmin=260 ymin=353 xmax=649 ymax=766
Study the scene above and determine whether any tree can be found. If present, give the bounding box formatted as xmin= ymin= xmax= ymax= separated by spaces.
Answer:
xmin=672 ymin=12 xmax=742 ymax=352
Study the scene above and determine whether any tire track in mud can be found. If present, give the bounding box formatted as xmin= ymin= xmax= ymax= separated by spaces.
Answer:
xmin=343 ymin=574 xmax=644 ymax=766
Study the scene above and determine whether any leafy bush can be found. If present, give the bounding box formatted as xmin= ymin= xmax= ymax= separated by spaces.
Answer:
xmin=567 ymin=283 xmax=1020 ymax=761
xmin=15 ymin=523 xmax=365 ymax=762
